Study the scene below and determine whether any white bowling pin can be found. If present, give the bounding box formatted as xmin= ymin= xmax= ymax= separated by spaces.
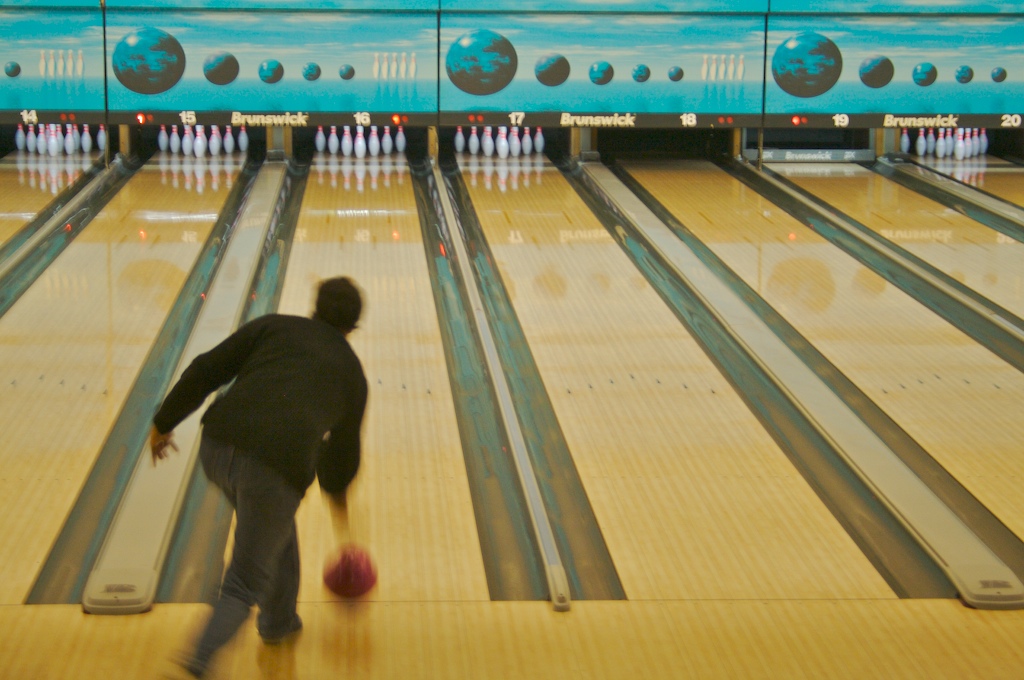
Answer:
xmin=328 ymin=125 xmax=339 ymax=154
xmin=72 ymin=125 xmax=80 ymax=150
xmin=315 ymin=125 xmax=326 ymax=152
xmin=354 ymin=125 xmax=366 ymax=158
xmin=482 ymin=126 xmax=494 ymax=156
xmin=381 ymin=126 xmax=393 ymax=155
xmin=468 ymin=126 xmax=480 ymax=155
xmin=81 ymin=124 xmax=92 ymax=153
xmin=509 ymin=127 xmax=521 ymax=157
xmin=521 ymin=126 xmax=533 ymax=155
xmin=223 ymin=125 xmax=235 ymax=154
xmin=209 ymin=125 xmax=221 ymax=156
xmin=26 ymin=125 xmax=36 ymax=152
xmin=368 ymin=125 xmax=380 ymax=156
xmin=47 ymin=126 xmax=59 ymax=156
xmin=237 ymin=125 xmax=249 ymax=152
xmin=980 ymin=128 xmax=989 ymax=155
xmin=496 ymin=126 xmax=509 ymax=159
xmin=935 ymin=129 xmax=946 ymax=158
xmin=97 ymin=124 xmax=106 ymax=152
xmin=15 ymin=124 xmax=26 ymax=151
xmin=54 ymin=124 xmax=64 ymax=154
xmin=169 ymin=124 xmax=180 ymax=153
xmin=534 ymin=127 xmax=545 ymax=154
xmin=64 ymin=124 xmax=75 ymax=154
xmin=926 ymin=128 xmax=935 ymax=155
xmin=395 ymin=126 xmax=406 ymax=153
xmin=158 ymin=124 xmax=169 ymax=151
xmin=899 ymin=128 xmax=910 ymax=153
xmin=954 ymin=129 xmax=965 ymax=160
xmin=454 ymin=126 xmax=466 ymax=153
xmin=37 ymin=124 xmax=47 ymax=154
xmin=193 ymin=125 xmax=207 ymax=158
xmin=341 ymin=125 xmax=353 ymax=156
xmin=182 ymin=125 xmax=194 ymax=156
xmin=915 ymin=128 xmax=926 ymax=156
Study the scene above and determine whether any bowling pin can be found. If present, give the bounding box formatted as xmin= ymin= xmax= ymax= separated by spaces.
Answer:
xmin=72 ymin=124 xmax=80 ymax=151
xmin=454 ymin=125 xmax=465 ymax=153
xmin=496 ymin=126 xmax=509 ymax=159
xmin=980 ymin=128 xmax=989 ymax=155
xmin=26 ymin=125 xmax=35 ymax=153
xmin=193 ymin=125 xmax=207 ymax=158
xmin=935 ymin=128 xmax=946 ymax=158
xmin=954 ymin=128 xmax=965 ymax=160
xmin=381 ymin=126 xmax=393 ymax=155
xmin=47 ymin=126 xmax=59 ymax=156
xmin=54 ymin=124 xmax=64 ymax=155
xmin=37 ymin=124 xmax=47 ymax=154
xmin=468 ymin=126 xmax=480 ymax=155
xmin=315 ymin=125 xmax=326 ymax=152
xmin=482 ymin=126 xmax=494 ymax=157
xmin=368 ymin=126 xmax=380 ymax=156
xmin=534 ymin=127 xmax=545 ymax=154
xmin=521 ymin=126 xmax=533 ymax=155
xmin=915 ymin=128 xmax=926 ymax=156
xmin=972 ymin=128 xmax=980 ymax=157
xmin=182 ymin=125 xmax=194 ymax=156
xmin=158 ymin=124 xmax=169 ymax=151
xmin=169 ymin=124 xmax=180 ymax=154
xmin=64 ymin=124 xmax=75 ymax=154
xmin=509 ymin=127 xmax=521 ymax=157
xmin=209 ymin=125 xmax=221 ymax=156
xmin=238 ymin=125 xmax=249 ymax=152
xmin=328 ymin=125 xmax=339 ymax=154
xmin=81 ymin=124 xmax=92 ymax=153
xmin=395 ymin=126 xmax=406 ymax=153
xmin=341 ymin=125 xmax=353 ymax=156
xmin=899 ymin=128 xmax=910 ymax=153
xmin=223 ymin=125 xmax=235 ymax=154
xmin=354 ymin=125 xmax=366 ymax=158
xmin=15 ymin=124 xmax=25 ymax=151
xmin=926 ymin=128 xmax=935 ymax=155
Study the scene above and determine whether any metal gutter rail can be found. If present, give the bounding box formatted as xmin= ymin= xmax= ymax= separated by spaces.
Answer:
xmin=432 ymin=163 xmax=571 ymax=612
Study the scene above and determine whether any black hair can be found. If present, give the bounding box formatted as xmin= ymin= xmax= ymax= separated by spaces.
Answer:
xmin=315 ymin=277 xmax=362 ymax=332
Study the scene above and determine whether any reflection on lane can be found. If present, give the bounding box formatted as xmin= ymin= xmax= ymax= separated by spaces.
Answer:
xmin=771 ymin=162 xmax=1024 ymax=319
xmin=626 ymin=159 xmax=1024 ymax=546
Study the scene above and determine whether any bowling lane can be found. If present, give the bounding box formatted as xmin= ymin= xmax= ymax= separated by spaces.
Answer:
xmin=770 ymin=162 xmax=1024 ymax=319
xmin=282 ymin=156 xmax=490 ymax=604
xmin=0 ymin=154 xmax=245 ymax=604
xmin=0 ymin=154 xmax=97 ymax=248
xmin=624 ymin=160 xmax=1024 ymax=545
xmin=458 ymin=155 xmax=894 ymax=601
xmin=949 ymin=165 xmax=1024 ymax=209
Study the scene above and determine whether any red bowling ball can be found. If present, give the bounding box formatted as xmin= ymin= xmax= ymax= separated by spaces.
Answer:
xmin=323 ymin=545 xmax=377 ymax=599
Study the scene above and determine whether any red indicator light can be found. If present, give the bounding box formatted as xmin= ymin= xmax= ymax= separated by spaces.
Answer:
xmin=791 ymin=115 xmax=801 ymax=126
xmin=59 ymin=113 xmax=68 ymax=122
xmin=717 ymin=116 xmax=725 ymax=124
xmin=392 ymin=114 xmax=401 ymax=125
xmin=802 ymin=116 xmax=808 ymax=124
xmin=726 ymin=116 xmax=734 ymax=124
xmin=137 ymin=113 xmax=146 ymax=124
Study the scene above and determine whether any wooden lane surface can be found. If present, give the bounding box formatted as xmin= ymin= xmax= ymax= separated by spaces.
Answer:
xmin=625 ymin=159 xmax=1024 ymax=546
xmin=280 ymin=159 xmax=489 ymax=605
xmin=4 ymin=599 xmax=1024 ymax=678
xmin=0 ymin=161 xmax=240 ymax=604
xmin=460 ymin=158 xmax=893 ymax=601
xmin=0 ymin=156 xmax=89 ymax=247
xmin=961 ymin=167 xmax=1024 ymax=210
xmin=770 ymin=162 xmax=1024 ymax=319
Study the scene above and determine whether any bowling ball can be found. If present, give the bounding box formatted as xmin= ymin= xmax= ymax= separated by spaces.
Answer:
xmin=5 ymin=61 xmax=20 ymax=78
xmin=858 ymin=55 xmax=893 ymax=88
xmin=535 ymin=54 xmax=569 ymax=87
xmin=259 ymin=59 xmax=284 ymax=84
xmin=303 ymin=62 xmax=321 ymax=81
xmin=668 ymin=66 xmax=684 ymax=82
xmin=323 ymin=545 xmax=377 ymax=599
xmin=339 ymin=64 xmax=355 ymax=80
xmin=955 ymin=65 xmax=973 ymax=84
xmin=112 ymin=27 xmax=186 ymax=95
xmin=772 ymin=32 xmax=842 ymax=98
xmin=446 ymin=29 xmax=518 ymax=96
xmin=589 ymin=61 xmax=613 ymax=85
xmin=992 ymin=67 xmax=1007 ymax=83
xmin=912 ymin=62 xmax=937 ymax=87
xmin=204 ymin=52 xmax=239 ymax=85
xmin=632 ymin=64 xmax=650 ymax=83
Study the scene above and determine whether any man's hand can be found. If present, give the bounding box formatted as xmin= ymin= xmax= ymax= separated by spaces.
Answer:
xmin=150 ymin=425 xmax=179 ymax=465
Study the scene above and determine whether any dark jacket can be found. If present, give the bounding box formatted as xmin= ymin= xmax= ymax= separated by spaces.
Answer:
xmin=153 ymin=314 xmax=367 ymax=494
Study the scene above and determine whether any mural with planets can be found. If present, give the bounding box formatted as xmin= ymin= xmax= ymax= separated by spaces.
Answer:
xmin=104 ymin=10 xmax=437 ymax=115
xmin=765 ymin=16 xmax=1024 ymax=115
xmin=439 ymin=14 xmax=766 ymax=115
xmin=0 ymin=9 xmax=105 ymax=117
xmin=769 ymin=0 xmax=1024 ymax=13
xmin=441 ymin=0 xmax=769 ymax=11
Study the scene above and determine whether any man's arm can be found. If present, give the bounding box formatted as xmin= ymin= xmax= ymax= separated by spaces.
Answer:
xmin=317 ymin=373 xmax=368 ymax=499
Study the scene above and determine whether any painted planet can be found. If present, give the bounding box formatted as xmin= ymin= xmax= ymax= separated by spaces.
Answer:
xmin=112 ymin=27 xmax=186 ymax=95
xmin=632 ymin=64 xmax=651 ymax=83
xmin=858 ymin=55 xmax=893 ymax=89
xmin=668 ymin=66 xmax=684 ymax=82
xmin=535 ymin=54 xmax=569 ymax=87
xmin=772 ymin=32 xmax=842 ymax=98
xmin=339 ymin=64 xmax=355 ymax=80
xmin=203 ymin=52 xmax=239 ymax=86
xmin=955 ymin=65 xmax=973 ymax=84
xmin=303 ymin=63 xmax=321 ymax=81
xmin=5 ymin=61 xmax=20 ymax=77
xmin=912 ymin=62 xmax=937 ymax=86
xmin=259 ymin=59 xmax=284 ymax=84
xmin=992 ymin=66 xmax=1007 ymax=82
xmin=446 ymin=29 xmax=517 ymax=96
xmin=589 ymin=61 xmax=613 ymax=85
